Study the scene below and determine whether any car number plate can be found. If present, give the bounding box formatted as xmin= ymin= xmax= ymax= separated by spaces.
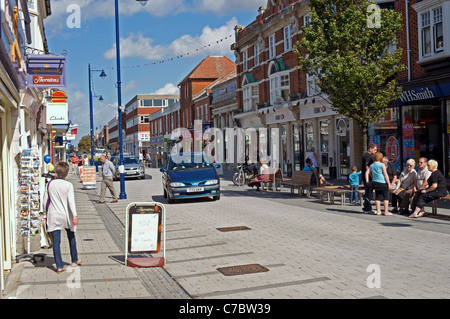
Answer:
xmin=187 ymin=187 xmax=204 ymax=193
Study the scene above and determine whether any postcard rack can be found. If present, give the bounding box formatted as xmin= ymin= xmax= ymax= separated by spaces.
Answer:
xmin=16 ymin=149 xmax=45 ymax=263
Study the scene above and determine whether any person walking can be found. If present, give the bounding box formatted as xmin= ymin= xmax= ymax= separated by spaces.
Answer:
xmin=409 ymin=160 xmax=447 ymax=218
xmin=362 ymin=143 xmax=378 ymax=214
xmin=83 ymin=155 xmax=89 ymax=166
xmin=97 ymin=155 xmax=118 ymax=203
xmin=70 ymin=155 xmax=78 ymax=174
xmin=43 ymin=162 xmax=81 ymax=273
xmin=365 ymin=152 xmax=393 ymax=216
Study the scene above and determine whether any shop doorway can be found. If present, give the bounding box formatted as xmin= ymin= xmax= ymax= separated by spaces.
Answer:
xmin=292 ymin=124 xmax=304 ymax=171
xmin=336 ymin=118 xmax=350 ymax=177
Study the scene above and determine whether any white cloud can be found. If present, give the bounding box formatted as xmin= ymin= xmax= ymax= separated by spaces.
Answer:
xmin=152 ymin=83 xmax=179 ymax=95
xmin=45 ymin=0 xmax=188 ymax=34
xmin=193 ymin=0 xmax=267 ymax=15
xmin=103 ymin=17 xmax=237 ymax=60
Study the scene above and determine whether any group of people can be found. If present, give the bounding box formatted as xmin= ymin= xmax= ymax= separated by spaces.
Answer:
xmin=70 ymin=154 xmax=90 ymax=175
xmin=360 ymin=143 xmax=447 ymax=218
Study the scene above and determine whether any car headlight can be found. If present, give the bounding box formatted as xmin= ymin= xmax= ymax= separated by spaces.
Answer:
xmin=139 ymin=167 xmax=144 ymax=171
xmin=204 ymin=179 xmax=219 ymax=185
xmin=170 ymin=182 xmax=186 ymax=187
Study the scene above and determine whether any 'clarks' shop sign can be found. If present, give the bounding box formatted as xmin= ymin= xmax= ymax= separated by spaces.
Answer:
xmin=46 ymin=103 xmax=69 ymax=124
xmin=26 ymin=54 xmax=66 ymax=88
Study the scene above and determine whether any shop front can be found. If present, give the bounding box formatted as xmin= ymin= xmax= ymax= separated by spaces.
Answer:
xmin=299 ymin=99 xmax=354 ymax=179
xmin=368 ymin=82 xmax=450 ymax=176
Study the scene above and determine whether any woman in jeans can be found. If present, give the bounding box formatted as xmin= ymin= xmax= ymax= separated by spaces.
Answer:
xmin=43 ymin=162 xmax=81 ymax=273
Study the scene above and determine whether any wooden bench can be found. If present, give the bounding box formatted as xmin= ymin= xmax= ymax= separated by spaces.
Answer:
xmin=260 ymin=168 xmax=289 ymax=191
xmin=281 ymin=171 xmax=319 ymax=198
xmin=432 ymin=194 xmax=450 ymax=215
xmin=315 ymin=185 xmax=365 ymax=206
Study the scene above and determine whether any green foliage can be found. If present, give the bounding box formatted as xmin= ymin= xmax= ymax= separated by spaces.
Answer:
xmin=77 ymin=135 xmax=91 ymax=152
xmin=295 ymin=0 xmax=406 ymax=135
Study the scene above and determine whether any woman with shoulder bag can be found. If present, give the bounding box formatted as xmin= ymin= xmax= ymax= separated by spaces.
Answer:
xmin=43 ymin=161 xmax=82 ymax=273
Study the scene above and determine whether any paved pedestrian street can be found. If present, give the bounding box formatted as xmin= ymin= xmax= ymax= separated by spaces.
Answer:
xmin=4 ymin=167 xmax=450 ymax=300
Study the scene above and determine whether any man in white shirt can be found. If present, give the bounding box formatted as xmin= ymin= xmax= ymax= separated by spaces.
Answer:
xmin=97 ymin=155 xmax=118 ymax=203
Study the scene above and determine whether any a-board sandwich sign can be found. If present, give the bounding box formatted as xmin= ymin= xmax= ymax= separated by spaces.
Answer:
xmin=125 ymin=202 xmax=165 ymax=267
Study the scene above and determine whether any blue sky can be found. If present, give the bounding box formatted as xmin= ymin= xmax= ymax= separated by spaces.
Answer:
xmin=44 ymin=0 xmax=267 ymax=146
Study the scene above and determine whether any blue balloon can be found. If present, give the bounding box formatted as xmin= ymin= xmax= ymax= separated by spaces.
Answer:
xmin=44 ymin=155 xmax=51 ymax=164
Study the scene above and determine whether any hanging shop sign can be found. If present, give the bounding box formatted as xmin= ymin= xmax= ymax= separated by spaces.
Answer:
xmin=26 ymin=54 xmax=66 ymax=88
xmin=46 ymin=103 xmax=68 ymax=124
xmin=51 ymin=90 xmax=67 ymax=103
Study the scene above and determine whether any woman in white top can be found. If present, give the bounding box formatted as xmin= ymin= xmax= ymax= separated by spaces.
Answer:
xmin=307 ymin=147 xmax=319 ymax=168
xmin=43 ymin=162 xmax=81 ymax=273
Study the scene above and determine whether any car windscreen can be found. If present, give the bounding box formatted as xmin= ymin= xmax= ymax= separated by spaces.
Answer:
xmin=123 ymin=157 xmax=139 ymax=164
xmin=168 ymin=155 xmax=213 ymax=171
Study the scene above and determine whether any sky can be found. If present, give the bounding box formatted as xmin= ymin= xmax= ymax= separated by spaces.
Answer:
xmin=44 ymin=0 xmax=268 ymax=146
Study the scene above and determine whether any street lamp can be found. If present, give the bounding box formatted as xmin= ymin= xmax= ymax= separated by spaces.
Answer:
xmin=88 ymin=63 xmax=106 ymax=166
xmin=115 ymin=0 xmax=148 ymax=199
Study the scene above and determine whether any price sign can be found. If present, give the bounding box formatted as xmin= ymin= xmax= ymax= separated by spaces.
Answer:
xmin=130 ymin=213 xmax=159 ymax=252
xmin=125 ymin=203 xmax=165 ymax=257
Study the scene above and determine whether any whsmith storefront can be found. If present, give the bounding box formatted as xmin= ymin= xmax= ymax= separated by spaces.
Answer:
xmin=368 ymin=81 xmax=450 ymax=177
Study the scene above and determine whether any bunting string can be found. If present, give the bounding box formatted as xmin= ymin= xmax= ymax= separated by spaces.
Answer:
xmin=91 ymin=32 xmax=235 ymax=71
xmin=91 ymin=0 xmax=305 ymax=70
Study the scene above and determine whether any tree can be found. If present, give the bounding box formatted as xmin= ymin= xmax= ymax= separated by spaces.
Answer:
xmin=295 ymin=0 xmax=406 ymax=151
xmin=77 ymin=135 xmax=91 ymax=152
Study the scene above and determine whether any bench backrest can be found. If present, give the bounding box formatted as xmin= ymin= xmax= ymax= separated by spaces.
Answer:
xmin=290 ymin=170 xmax=319 ymax=186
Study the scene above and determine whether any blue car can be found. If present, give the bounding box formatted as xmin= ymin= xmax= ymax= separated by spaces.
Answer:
xmin=160 ymin=153 xmax=220 ymax=203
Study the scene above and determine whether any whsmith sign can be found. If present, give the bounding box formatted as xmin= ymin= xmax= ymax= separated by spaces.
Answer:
xmin=398 ymin=87 xmax=435 ymax=103
xmin=396 ymin=82 xmax=450 ymax=103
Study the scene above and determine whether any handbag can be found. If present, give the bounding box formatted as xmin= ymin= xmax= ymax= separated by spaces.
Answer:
xmin=45 ymin=180 xmax=53 ymax=212
xmin=393 ymin=187 xmax=405 ymax=195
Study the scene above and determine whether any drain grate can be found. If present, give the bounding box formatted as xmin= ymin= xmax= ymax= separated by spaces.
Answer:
xmin=216 ymin=226 xmax=251 ymax=232
xmin=217 ymin=264 xmax=269 ymax=276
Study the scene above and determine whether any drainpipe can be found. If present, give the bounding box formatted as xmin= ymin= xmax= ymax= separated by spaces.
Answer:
xmin=406 ymin=0 xmax=411 ymax=82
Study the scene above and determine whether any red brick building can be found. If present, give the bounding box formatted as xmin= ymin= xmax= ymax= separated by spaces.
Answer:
xmin=232 ymin=0 xmax=450 ymax=177
xmin=178 ymin=56 xmax=236 ymax=130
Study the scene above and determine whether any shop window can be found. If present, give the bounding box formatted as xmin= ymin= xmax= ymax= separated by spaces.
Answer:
xmin=419 ymin=5 xmax=445 ymax=59
xmin=293 ymin=124 xmax=303 ymax=171
xmin=254 ymin=43 xmax=260 ymax=66
xmin=402 ymin=104 xmax=442 ymax=170
xmin=243 ymin=84 xmax=259 ymax=112
xmin=284 ymin=25 xmax=292 ymax=52
xmin=305 ymin=122 xmax=314 ymax=153
xmin=269 ymin=71 xmax=290 ymax=105
xmin=269 ymin=34 xmax=276 ymax=59
xmin=320 ymin=120 xmax=329 ymax=175
xmin=243 ymin=50 xmax=248 ymax=72
xmin=281 ymin=125 xmax=287 ymax=173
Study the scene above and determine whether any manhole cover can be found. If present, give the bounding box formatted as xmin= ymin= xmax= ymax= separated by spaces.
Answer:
xmin=217 ymin=264 xmax=269 ymax=276
xmin=216 ymin=226 xmax=251 ymax=232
